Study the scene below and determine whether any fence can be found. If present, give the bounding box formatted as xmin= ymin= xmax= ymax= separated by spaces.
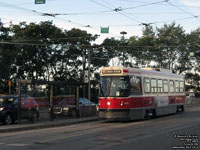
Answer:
xmin=17 ymin=80 xmax=97 ymax=124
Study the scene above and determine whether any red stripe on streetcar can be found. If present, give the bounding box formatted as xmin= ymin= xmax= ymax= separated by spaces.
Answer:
xmin=99 ymin=97 xmax=154 ymax=109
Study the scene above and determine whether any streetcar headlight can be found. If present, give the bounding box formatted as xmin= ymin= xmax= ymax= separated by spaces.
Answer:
xmin=0 ymin=107 xmax=4 ymax=111
xmin=63 ymin=107 xmax=69 ymax=111
xmin=107 ymin=102 xmax=111 ymax=106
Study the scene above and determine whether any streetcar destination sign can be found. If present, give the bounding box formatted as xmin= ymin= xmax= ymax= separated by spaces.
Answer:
xmin=102 ymin=70 xmax=121 ymax=74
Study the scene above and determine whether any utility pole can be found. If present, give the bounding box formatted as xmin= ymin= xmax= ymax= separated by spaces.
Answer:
xmin=82 ymin=49 xmax=86 ymax=98
xmin=88 ymin=49 xmax=91 ymax=101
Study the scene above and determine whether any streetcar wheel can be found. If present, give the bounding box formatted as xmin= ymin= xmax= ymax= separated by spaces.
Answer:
xmin=177 ymin=106 xmax=184 ymax=113
xmin=145 ymin=109 xmax=156 ymax=119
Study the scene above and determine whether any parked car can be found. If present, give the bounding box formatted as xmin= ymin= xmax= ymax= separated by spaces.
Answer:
xmin=0 ymin=95 xmax=39 ymax=125
xmin=53 ymin=97 xmax=77 ymax=117
xmin=53 ymin=97 xmax=96 ymax=118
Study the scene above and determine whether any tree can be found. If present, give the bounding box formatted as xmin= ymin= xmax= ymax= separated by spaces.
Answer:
xmin=11 ymin=21 xmax=65 ymax=81
xmin=186 ymin=28 xmax=200 ymax=74
xmin=156 ymin=22 xmax=186 ymax=70
xmin=128 ymin=25 xmax=156 ymax=67
xmin=0 ymin=25 xmax=16 ymax=93
xmin=10 ymin=22 xmax=99 ymax=84
xmin=62 ymin=28 xmax=98 ymax=83
xmin=100 ymin=37 xmax=121 ymax=66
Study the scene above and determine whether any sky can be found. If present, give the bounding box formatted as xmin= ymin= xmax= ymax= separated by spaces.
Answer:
xmin=0 ymin=0 xmax=200 ymax=43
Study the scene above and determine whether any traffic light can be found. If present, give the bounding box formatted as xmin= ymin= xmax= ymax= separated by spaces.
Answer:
xmin=84 ymin=70 xmax=88 ymax=83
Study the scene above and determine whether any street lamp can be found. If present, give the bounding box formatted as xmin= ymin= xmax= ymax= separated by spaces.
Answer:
xmin=120 ymin=31 xmax=127 ymax=66
xmin=120 ymin=31 xmax=127 ymax=40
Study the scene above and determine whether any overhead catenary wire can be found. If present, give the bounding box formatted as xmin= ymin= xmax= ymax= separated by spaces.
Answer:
xmin=90 ymin=0 xmax=142 ymax=23
xmin=0 ymin=0 xmax=199 ymax=41
xmin=166 ymin=1 xmax=200 ymax=21
xmin=0 ymin=40 xmax=192 ymax=49
xmin=116 ymin=0 xmax=200 ymax=9
xmin=122 ymin=0 xmax=168 ymax=11
xmin=88 ymin=0 xmax=200 ymax=28
xmin=0 ymin=1 xmax=122 ymax=38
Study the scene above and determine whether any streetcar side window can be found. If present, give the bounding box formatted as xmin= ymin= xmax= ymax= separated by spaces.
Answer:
xmin=169 ymin=80 xmax=175 ymax=93
xmin=180 ymin=81 xmax=184 ymax=93
xmin=130 ymin=76 xmax=142 ymax=95
xmin=163 ymin=80 xmax=169 ymax=93
xmin=157 ymin=79 xmax=163 ymax=93
xmin=144 ymin=78 xmax=151 ymax=93
xmin=151 ymin=78 xmax=157 ymax=93
xmin=175 ymin=81 xmax=180 ymax=93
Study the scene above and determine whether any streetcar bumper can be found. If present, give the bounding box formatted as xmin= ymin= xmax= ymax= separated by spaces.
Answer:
xmin=98 ymin=109 xmax=130 ymax=120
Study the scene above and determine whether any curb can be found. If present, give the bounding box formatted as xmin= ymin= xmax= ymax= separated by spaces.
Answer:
xmin=0 ymin=117 xmax=98 ymax=133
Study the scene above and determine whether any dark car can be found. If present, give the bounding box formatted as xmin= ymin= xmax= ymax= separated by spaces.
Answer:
xmin=53 ymin=97 xmax=77 ymax=117
xmin=0 ymin=95 xmax=39 ymax=125
xmin=53 ymin=97 xmax=96 ymax=118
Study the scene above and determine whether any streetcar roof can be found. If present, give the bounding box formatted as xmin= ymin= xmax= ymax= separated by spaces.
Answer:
xmin=100 ymin=66 xmax=184 ymax=79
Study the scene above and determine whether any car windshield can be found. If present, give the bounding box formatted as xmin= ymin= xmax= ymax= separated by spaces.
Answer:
xmin=100 ymin=76 xmax=130 ymax=97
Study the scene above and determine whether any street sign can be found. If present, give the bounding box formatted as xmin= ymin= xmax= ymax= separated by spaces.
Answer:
xmin=101 ymin=27 xmax=109 ymax=34
xmin=35 ymin=0 xmax=45 ymax=4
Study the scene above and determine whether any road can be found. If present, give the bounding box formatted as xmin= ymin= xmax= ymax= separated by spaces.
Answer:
xmin=0 ymin=105 xmax=200 ymax=150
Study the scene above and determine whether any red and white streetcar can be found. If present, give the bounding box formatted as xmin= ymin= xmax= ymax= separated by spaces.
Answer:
xmin=98 ymin=66 xmax=185 ymax=120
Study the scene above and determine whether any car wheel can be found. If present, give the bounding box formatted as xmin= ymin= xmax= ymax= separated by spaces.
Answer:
xmin=71 ymin=109 xmax=77 ymax=118
xmin=3 ymin=114 xmax=13 ymax=125
xmin=29 ymin=110 xmax=38 ymax=123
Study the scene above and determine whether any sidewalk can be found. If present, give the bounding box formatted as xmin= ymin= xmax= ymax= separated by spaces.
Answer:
xmin=0 ymin=116 xmax=98 ymax=133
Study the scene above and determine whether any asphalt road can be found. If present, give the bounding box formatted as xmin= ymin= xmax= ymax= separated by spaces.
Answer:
xmin=0 ymin=105 xmax=200 ymax=150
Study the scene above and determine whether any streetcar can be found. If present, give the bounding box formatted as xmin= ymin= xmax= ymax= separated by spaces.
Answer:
xmin=98 ymin=66 xmax=185 ymax=120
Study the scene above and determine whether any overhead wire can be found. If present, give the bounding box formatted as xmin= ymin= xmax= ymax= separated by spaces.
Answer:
xmin=151 ymin=16 xmax=200 ymax=25
xmin=166 ymin=1 xmax=200 ymax=21
xmin=0 ymin=1 xmax=121 ymax=38
xmin=0 ymin=2 xmax=40 ymax=16
xmin=0 ymin=40 xmax=189 ymax=49
xmin=89 ymin=0 xmax=189 ymax=27
xmin=0 ymin=1 xmax=199 ymax=40
xmin=0 ymin=41 xmax=193 ymax=60
xmin=90 ymin=0 xmax=142 ymax=23
xmin=116 ymin=0 xmax=200 ymax=9
xmin=122 ymin=0 xmax=168 ymax=11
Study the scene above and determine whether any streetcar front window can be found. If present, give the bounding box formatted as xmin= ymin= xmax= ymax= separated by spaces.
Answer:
xmin=100 ymin=76 xmax=130 ymax=97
